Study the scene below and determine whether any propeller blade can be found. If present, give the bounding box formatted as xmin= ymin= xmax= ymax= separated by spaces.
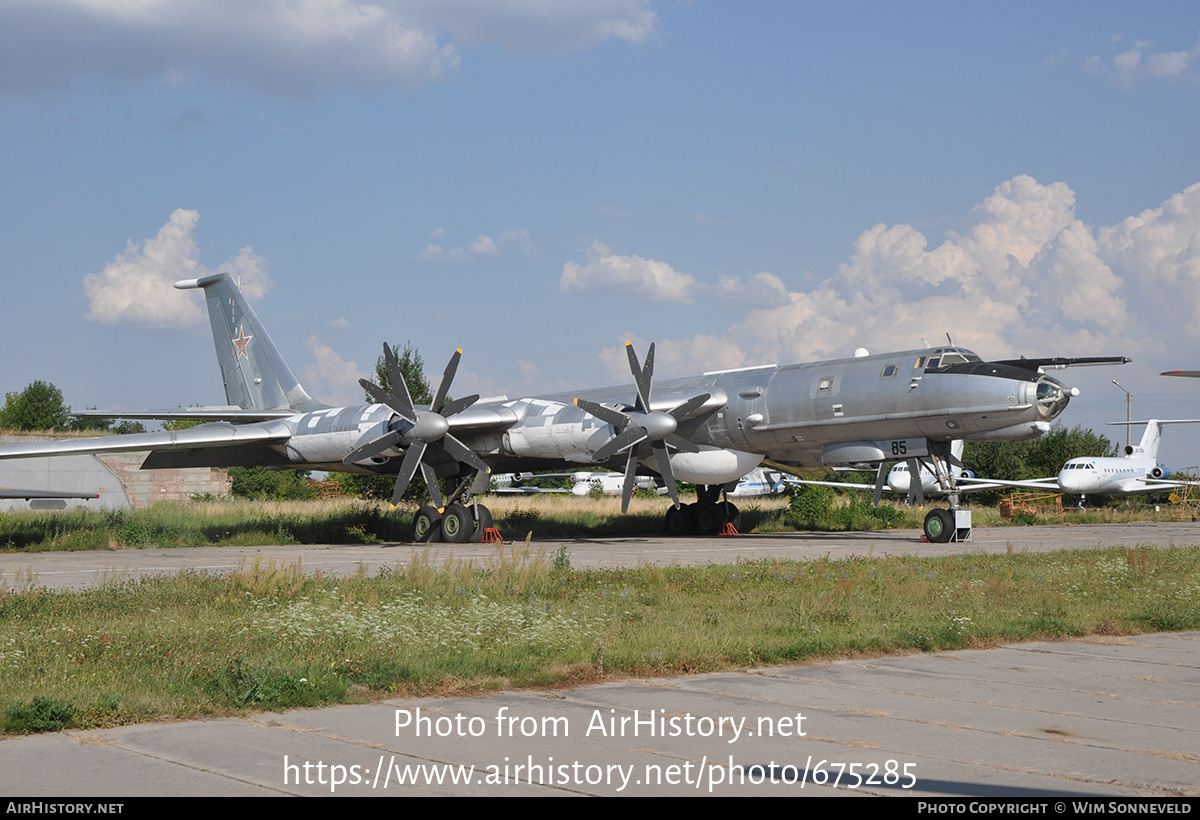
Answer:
xmin=342 ymin=429 xmax=401 ymax=465
xmin=360 ymin=379 xmax=415 ymax=421
xmin=441 ymin=434 xmax=489 ymax=473
xmin=620 ymin=450 xmax=639 ymax=513
xmin=668 ymin=393 xmax=711 ymax=421
xmin=431 ymin=348 xmax=461 ymax=412
xmin=574 ymin=398 xmax=630 ymax=430
xmin=382 ymin=344 xmax=416 ymax=418
xmin=439 ymin=394 xmax=479 ymax=418
xmin=651 ymin=440 xmax=680 ymax=508
xmin=390 ymin=443 xmax=427 ymax=507
xmin=626 ymin=342 xmax=654 ymax=411
xmin=593 ymin=425 xmax=647 ymax=462
xmin=419 ymin=460 xmax=444 ymax=510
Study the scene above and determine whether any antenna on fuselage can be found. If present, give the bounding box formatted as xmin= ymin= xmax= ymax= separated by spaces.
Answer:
xmin=946 ymin=332 xmax=954 ymax=346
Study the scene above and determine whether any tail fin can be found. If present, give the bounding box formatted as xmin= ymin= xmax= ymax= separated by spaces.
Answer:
xmin=175 ymin=273 xmax=323 ymax=412
xmin=1130 ymin=419 xmax=1163 ymax=460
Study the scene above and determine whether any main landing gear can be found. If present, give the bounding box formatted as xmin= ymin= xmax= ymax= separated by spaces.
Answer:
xmin=413 ymin=500 xmax=495 ymax=543
xmin=663 ymin=484 xmax=741 ymax=536
xmin=412 ymin=469 xmax=497 ymax=544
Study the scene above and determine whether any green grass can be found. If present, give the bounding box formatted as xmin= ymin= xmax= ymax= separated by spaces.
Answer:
xmin=2 ymin=545 xmax=1198 ymax=734
xmin=3 ymin=492 xmax=1189 ymax=553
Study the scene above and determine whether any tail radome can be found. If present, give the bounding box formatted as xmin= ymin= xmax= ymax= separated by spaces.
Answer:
xmin=175 ymin=273 xmax=323 ymax=412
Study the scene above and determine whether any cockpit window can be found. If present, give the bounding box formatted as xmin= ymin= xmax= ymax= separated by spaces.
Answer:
xmin=923 ymin=347 xmax=984 ymax=373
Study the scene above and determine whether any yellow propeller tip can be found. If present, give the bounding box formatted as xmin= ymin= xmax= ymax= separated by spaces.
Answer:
xmin=625 ymin=340 xmax=632 ymax=346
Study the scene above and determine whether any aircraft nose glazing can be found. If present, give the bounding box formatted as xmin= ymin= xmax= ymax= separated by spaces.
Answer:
xmin=1035 ymin=376 xmax=1070 ymax=420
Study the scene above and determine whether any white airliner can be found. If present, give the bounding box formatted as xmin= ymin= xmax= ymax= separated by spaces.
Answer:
xmin=960 ymin=419 xmax=1200 ymax=503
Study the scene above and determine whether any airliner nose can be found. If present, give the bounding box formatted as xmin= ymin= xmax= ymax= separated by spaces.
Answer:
xmin=1058 ymin=469 xmax=1081 ymax=492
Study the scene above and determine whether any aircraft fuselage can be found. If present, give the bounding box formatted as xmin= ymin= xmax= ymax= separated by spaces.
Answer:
xmin=238 ymin=346 xmax=1069 ymax=486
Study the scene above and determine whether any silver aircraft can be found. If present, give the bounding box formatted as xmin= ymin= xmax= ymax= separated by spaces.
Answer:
xmin=0 ymin=273 xmax=1126 ymax=542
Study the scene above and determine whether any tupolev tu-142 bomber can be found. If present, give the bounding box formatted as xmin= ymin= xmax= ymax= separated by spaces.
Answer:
xmin=0 ymin=272 xmax=1129 ymax=543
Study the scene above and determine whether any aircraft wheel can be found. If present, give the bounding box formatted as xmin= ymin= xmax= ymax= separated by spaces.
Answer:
xmin=441 ymin=503 xmax=473 ymax=543
xmin=694 ymin=502 xmax=726 ymax=536
xmin=413 ymin=506 xmax=442 ymax=543
xmin=469 ymin=505 xmax=494 ymax=543
xmin=664 ymin=504 xmax=694 ymax=536
xmin=923 ymin=508 xmax=954 ymax=543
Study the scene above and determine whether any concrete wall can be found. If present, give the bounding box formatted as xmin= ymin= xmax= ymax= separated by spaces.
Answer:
xmin=0 ymin=435 xmax=231 ymax=512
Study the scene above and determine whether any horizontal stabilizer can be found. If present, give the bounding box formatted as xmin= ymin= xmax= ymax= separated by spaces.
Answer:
xmin=0 ymin=487 xmax=99 ymax=500
xmin=0 ymin=422 xmax=290 ymax=460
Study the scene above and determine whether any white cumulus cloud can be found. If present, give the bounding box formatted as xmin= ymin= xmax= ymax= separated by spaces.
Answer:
xmin=561 ymin=239 xmax=697 ymax=303
xmin=0 ymin=0 xmax=656 ymax=96
xmin=303 ymin=336 xmax=369 ymax=407
xmin=1084 ymin=37 xmax=1200 ymax=88
xmin=623 ymin=175 xmax=1200 ymax=377
xmin=83 ymin=209 xmax=272 ymax=327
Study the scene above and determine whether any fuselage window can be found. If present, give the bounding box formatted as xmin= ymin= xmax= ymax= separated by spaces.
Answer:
xmin=881 ymin=365 xmax=897 ymax=378
xmin=818 ymin=377 xmax=833 ymax=392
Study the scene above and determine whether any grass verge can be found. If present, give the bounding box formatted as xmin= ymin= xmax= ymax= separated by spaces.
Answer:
xmin=2 ymin=544 xmax=1197 ymax=734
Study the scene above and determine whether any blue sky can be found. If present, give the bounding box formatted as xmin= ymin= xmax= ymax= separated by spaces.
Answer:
xmin=4 ymin=1 xmax=1200 ymax=465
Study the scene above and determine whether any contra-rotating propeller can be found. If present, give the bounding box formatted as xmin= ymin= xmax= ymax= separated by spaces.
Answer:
xmin=574 ymin=341 xmax=710 ymax=513
xmin=343 ymin=345 xmax=487 ymax=508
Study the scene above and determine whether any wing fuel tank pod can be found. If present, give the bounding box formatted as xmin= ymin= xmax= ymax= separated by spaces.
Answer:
xmin=820 ymin=439 xmax=929 ymax=465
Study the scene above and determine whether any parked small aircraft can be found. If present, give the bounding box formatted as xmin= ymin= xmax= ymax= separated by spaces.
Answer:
xmin=0 ymin=273 xmax=1126 ymax=542
xmin=958 ymin=419 xmax=1200 ymax=505
xmin=786 ymin=440 xmax=1007 ymax=506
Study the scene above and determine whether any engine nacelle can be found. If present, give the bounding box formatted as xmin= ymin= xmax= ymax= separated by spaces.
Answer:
xmin=958 ymin=469 xmax=976 ymax=480
xmin=1150 ymin=465 xmax=1169 ymax=479
xmin=665 ymin=448 xmax=763 ymax=486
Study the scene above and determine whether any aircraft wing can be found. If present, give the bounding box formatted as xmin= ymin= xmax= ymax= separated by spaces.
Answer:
xmin=790 ymin=477 xmax=1015 ymax=495
xmin=956 ymin=476 xmax=1061 ymax=491
xmin=72 ymin=407 xmax=298 ymax=422
xmin=0 ymin=422 xmax=291 ymax=460
xmin=0 ymin=487 xmax=99 ymax=500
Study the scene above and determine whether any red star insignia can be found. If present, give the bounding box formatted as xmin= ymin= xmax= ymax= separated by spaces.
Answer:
xmin=232 ymin=325 xmax=253 ymax=359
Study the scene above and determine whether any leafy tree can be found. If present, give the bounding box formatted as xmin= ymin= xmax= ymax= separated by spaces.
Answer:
xmin=962 ymin=424 xmax=1117 ymax=482
xmin=69 ymin=408 xmax=112 ymax=433
xmin=0 ymin=381 xmax=70 ymax=431
xmin=370 ymin=341 xmax=433 ymax=406
xmin=114 ymin=420 xmax=147 ymax=435
xmin=229 ymin=466 xmax=315 ymax=500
